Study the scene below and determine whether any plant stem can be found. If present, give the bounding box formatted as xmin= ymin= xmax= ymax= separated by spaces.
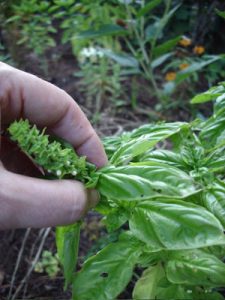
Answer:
xmin=8 ymin=229 xmax=31 ymax=300
xmin=150 ymin=0 xmax=172 ymax=59
xmin=148 ymin=0 xmax=173 ymax=103
xmin=11 ymin=228 xmax=51 ymax=300
xmin=125 ymin=1 xmax=162 ymax=100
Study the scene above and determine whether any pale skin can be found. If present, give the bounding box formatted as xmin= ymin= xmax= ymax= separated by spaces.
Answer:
xmin=0 ymin=62 xmax=108 ymax=230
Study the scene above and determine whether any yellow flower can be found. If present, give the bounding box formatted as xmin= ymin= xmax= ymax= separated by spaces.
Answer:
xmin=179 ymin=37 xmax=192 ymax=47
xmin=165 ymin=72 xmax=176 ymax=81
xmin=179 ymin=63 xmax=189 ymax=70
xmin=193 ymin=45 xmax=205 ymax=55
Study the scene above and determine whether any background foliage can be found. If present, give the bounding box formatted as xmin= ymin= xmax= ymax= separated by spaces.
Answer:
xmin=0 ymin=0 xmax=225 ymax=115
xmin=1 ymin=1 xmax=225 ymax=299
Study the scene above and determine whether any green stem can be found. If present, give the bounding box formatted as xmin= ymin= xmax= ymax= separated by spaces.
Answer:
xmin=150 ymin=0 xmax=172 ymax=59
xmin=125 ymin=1 xmax=163 ymax=100
xmin=140 ymin=0 xmax=145 ymax=40
xmin=125 ymin=37 xmax=161 ymax=99
xmin=148 ymin=0 xmax=172 ymax=101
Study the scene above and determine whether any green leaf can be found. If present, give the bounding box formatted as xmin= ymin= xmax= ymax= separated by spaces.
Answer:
xmin=5 ymin=15 xmax=21 ymax=23
xmin=130 ymin=122 xmax=188 ymax=138
xmin=101 ymin=49 xmax=139 ymax=67
xmin=167 ymin=249 xmax=225 ymax=287
xmin=153 ymin=36 xmax=181 ymax=58
xmin=151 ymin=52 xmax=173 ymax=69
xmin=110 ymin=122 xmax=188 ymax=165
xmin=73 ymin=24 xmax=127 ymax=40
xmin=145 ymin=4 xmax=180 ymax=43
xmin=103 ymin=208 xmax=128 ymax=232
xmin=56 ymin=222 xmax=81 ymax=289
xmin=137 ymin=0 xmax=162 ymax=18
xmin=147 ymin=4 xmax=181 ymax=43
xmin=203 ymin=180 xmax=225 ymax=228
xmin=182 ymin=55 xmax=222 ymax=74
xmin=207 ymin=153 xmax=225 ymax=171
xmin=104 ymin=122 xmax=187 ymax=162
xmin=215 ymin=8 xmax=225 ymax=19
xmin=200 ymin=107 xmax=225 ymax=147
xmin=145 ymin=20 xmax=162 ymax=41
xmin=215 ymin=92 xmax=225 ymax=113
xmin=72 ymin=233 xmax=141 ymax=300
xmin=191 ymin=83 xmax=225 ymax=104
xmin=54 ymin=0 xmax=82 ymax=6
xmin=156 ymin=282 xmax=192 ymax=300
xmin=133 ymin=264 xmax=164 ymax=299
xmin=175 ymin=55 xmax=222 ymax=85
xmin=133 ymin=264 xmax=192 ymax=300
xmin=193 ymin=289 xmax=225 ymax=300
xmin=98 ymin=164 xmax=196 ymax=202
xmin=141 ymin=149 xmax=188 ymax=170
xmin=129 ymin=199 xmax=225 ymax=251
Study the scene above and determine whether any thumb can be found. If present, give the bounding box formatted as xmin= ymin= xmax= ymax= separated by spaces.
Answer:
xmin=0 ymin=166 xmax=99 ymax=230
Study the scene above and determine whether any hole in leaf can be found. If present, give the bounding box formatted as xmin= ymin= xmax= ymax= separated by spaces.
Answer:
xmin=100 ymin=272 xmax=108 ymax=278
xmin=153 ymin=188 xmax=162 ymax=193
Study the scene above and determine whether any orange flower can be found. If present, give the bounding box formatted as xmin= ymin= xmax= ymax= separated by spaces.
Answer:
xmin=179 ymin=37 xmax=192 ymax=47
xmin=193 ymin=45 xmax=205 ymax=55
xmin=165 ymin=72 xmax=176 ymax=81
xmin=179 ymin=63 xmax=189 ymax=70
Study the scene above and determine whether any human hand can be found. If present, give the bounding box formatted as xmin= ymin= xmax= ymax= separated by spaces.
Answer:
xmin=0 ymin=62 xmax=108 ymax=230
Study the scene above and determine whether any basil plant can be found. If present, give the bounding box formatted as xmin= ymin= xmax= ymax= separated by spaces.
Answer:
xmin=9 ymin=82 xmax=225 ymax=300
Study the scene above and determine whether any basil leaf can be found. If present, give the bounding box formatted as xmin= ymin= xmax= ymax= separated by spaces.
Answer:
xmin=110 ymin=122 xmax=188 ymax=165
xmin=141 ymin=149 xmax=188 ymax=170
xmin=215 ymin=92 xmax=225 ymax=113
xmin=103 ymin=208 xmax=128 ymax=232
xmin=129 ymin=199 xmax=225 ymax=251
xmin=104 ymin=122 xmax=187 ymax=162
xmin=191 ymin=83 xmax=225 ymax=104
xmin=156 ymin=283 xmax=193 ymax=300
xmin=72 ymin=233 xmax=141 ymax=300
xmin=203 ymin=180 xmax=225 ymax=227
xmin=133 ymin=264 xmax=164 ymax=299
xmin=206 ymin=147 xmax=225 ymax=172
xmin=192 ymin=289 xmax=225 ymax=300
xmin=200 ymin=107 xmax=225 ymax=147
xmin=98 ymin=165 xmax=196 ymax=201
xmin=56 ymin=222 xmax=81 ymax=289
xmin=133 ymin=264 xmax=192 ymax=300
xmin=167 ymin=249 xmax=225 ymax=287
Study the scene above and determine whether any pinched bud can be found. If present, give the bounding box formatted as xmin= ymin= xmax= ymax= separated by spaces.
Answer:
xmin=8 ymin=120 xmax=90 ymax=181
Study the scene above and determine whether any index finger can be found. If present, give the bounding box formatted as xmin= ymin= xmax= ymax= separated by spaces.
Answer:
xmin=0 ymin=62 xmax=107 ymax=167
